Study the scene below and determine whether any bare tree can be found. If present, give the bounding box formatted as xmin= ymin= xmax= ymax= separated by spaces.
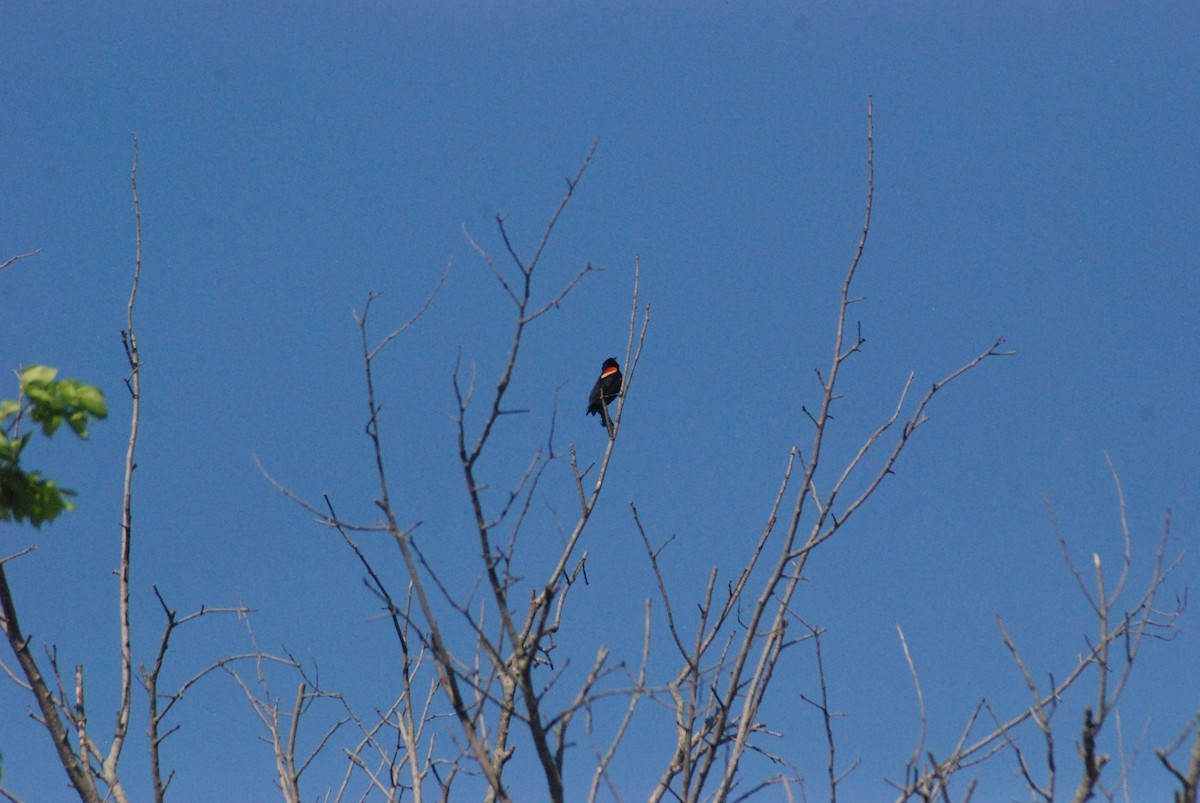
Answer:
xmin=263 ymin=104 xmax=1193 ymax=803
xmin=5 ymin=110 xmax=1192 ymax=802
xmin=625 ymin=96 xmax=1011 ymax=803
xmin=1 ymin=139 xmax=261 ymax=803
xmin=0 ymin=139 xmax=148 ymax=803
xmin=263 ymin=138 xmax=653 ymax=801
xmin=887 ymin=458 xmax=1184 ymax=802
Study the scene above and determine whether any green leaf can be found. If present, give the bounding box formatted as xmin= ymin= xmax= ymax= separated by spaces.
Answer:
xmin=0 ymin=467 xmax=76 ymax=527
xmin=57 ymin=381 xmax=80 ymax=407
xmin=24 ymin=384 xmax=54 ymax=405
xmin=74 ymin=384 xmax=108 ymax=418
xmin=0 ymin=433 xmax=19 ymax=462
xmin=19 ymin=364 xmax=58 ymax=388
xmin=67 ymin=410 xmax=90 ymax=438
xmin=2 ymin=364 xmax=105 ymax=525
xmin=32 ymin=407 xmax=65 ymax=437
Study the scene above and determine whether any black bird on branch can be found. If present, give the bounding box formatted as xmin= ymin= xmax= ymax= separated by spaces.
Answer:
xmin=586 ymin=357 xmax=622 ymax=437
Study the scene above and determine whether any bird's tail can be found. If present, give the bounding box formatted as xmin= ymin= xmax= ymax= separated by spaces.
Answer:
xmin=600 ymin=404 xmax=615 ymax=438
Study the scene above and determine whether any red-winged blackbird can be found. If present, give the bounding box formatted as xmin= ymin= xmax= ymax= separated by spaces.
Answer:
xmin=587 ymin=357 xmax=622 ymax=433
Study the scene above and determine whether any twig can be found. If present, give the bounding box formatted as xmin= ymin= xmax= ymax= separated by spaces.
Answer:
xmin=0 ymin=249 xmax=42 ymax=273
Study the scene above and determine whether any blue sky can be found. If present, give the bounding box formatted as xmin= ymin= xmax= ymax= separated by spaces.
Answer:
xmin=3 ymin=3 xmax=1198 ymax=800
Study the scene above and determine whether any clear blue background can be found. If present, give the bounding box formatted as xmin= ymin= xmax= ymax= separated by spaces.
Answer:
xmin=2 ymin=3 xmax=1197 ymax=800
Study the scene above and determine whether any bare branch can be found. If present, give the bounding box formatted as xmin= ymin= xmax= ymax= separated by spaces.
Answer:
xmin=893 ymin=471 xmax=1182 ymax=801
xmin=588 ymin=600 xmax=652 ymax=802
xmin=142 ymin=586 xmax=256 ymax=802
xmin=98 ymin=136 xmax=145 ymax=800
xmin=1156 ymin=712 xmax=1200 ymax=803
xmin=365 ymin=259 xmax=452 ymax=361
xmin=0 ymin=249 xmax=42 ymax=273
xmin=897 ymin=625 xmax=928 ymax=781
xmin=798 ymin=622 xmax=857 ymax=802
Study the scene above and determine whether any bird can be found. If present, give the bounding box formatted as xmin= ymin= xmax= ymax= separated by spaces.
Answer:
xmin=586 ymin=357 xmax=622 ymax=434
